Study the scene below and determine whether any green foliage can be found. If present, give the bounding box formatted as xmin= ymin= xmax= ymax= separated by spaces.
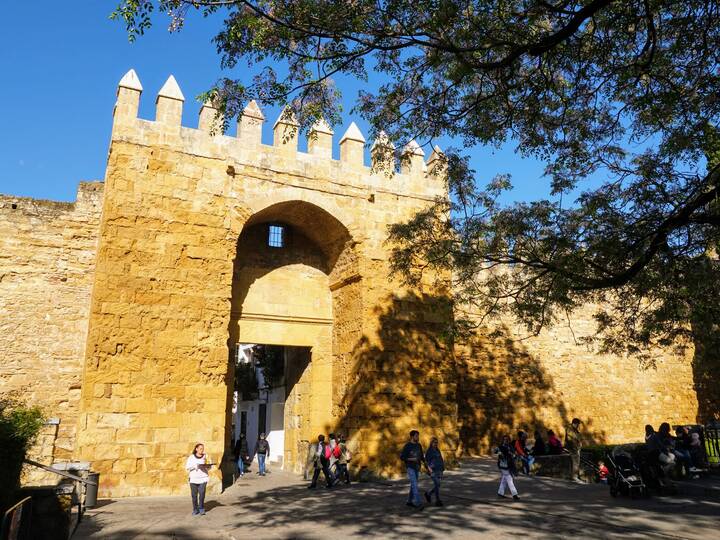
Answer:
xmin=0 ymin=399 xmax=45 ymax=512
xmin=234 ymin=345 xmax=285 ymax=398
xmin=235 ymin=361 xmax=259 ymax=401
xmin=582 ymin=444 xmax=620 ymax=464
xmin=253 ymin=345 xmax=285 ymax=389
xmin=113 ymin=1 xmax=720 ymax=357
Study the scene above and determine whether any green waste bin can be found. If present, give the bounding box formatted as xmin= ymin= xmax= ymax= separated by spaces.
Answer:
xmin=85 ymin=472 xmax=100 ymax=508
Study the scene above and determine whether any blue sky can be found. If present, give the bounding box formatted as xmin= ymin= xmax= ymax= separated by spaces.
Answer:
xmin=0 ymin=2 xmax=549 ymax=203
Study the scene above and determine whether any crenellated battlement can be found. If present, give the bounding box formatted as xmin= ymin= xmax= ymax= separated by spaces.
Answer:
xmin=111 ymin=69 xmax=447 ymax=200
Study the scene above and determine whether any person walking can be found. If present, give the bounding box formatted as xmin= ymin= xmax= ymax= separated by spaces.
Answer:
xmin=565 ymin=418 xmax=583 ymax=480
xmin=233 ymin=433 xmax=249 ymax=479
xmin=328 ymin=433 xmax=339 ymax=485
xmin=255 ymin=432 xmax=269 ymax=476
xmin=308 ymin=434 xmax=333 ymax=489
xmin=496 ymin=435 xmax=519 ymax=500
xmin=424 ymin=437 xmax=445 ymax=506
xmin=336 ymin=434 xmax=351 ymax=485
xmin=514 ymin=430 xmax=535 ymax=475
xmin=185 ymin=443 xmax=211 ymax=515
xmin=400 ymin=430 xmax=426 ymax=510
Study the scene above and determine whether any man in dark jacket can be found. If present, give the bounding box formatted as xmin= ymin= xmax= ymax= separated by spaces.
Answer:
xmin=255 ymin=433 xmax=270 ymax=476
xmin=400 ymin=430 xmax=426 ymax=509
xmin=233 ymin=433 xmax=249 ymax=478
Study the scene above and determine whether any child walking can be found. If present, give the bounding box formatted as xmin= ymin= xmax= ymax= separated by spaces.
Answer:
xmin=496 ymin=435 xmax=519 ymax=500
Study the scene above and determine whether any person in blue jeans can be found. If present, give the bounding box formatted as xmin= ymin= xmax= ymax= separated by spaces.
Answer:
xmin=424 ymin=437 xmax=445 ymax=506
xmin=255 ymin=433 xmax=269 ymax=476
xmin=233 ymin=433 xmax=249 ymax=479
xmin=400 ymin=430 xmax=426 ymax=510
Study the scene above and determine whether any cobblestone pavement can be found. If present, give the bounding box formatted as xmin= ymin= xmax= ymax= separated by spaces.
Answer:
xmin=74 ymin=459 xmax=720 ymax=539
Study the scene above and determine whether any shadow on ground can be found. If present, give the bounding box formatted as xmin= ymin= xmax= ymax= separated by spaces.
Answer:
xmin=75 ymin=459 xmax=720 ymax=540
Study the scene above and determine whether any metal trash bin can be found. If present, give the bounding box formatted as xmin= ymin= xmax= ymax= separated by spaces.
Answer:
xmin=85 ymin=472 xmax=100 ymax=508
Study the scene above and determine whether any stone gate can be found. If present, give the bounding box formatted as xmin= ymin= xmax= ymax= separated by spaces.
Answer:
xmin=74 ymin=70 xmax=456 ymax=497
xmin=0 ymin=69 xmax=705 ymax=500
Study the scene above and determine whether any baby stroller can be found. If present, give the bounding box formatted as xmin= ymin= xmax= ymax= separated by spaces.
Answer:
xmin=607 ymin=445 xmax=646 ymax=498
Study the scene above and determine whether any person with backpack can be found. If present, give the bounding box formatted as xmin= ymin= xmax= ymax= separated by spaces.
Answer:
xmin=328 ymin=433 xmax=339 ymax=485
xmin=308 ymin=434 xmax=333 ymax=489
xmin=255 ymin=432 xmax=269 ymax=476
xmin=335 ymin=434 xmax=351 ymax=485
xmin=424 ymin=437 xmax=444 ymax=506
xmin=495 ymin=435 xmax=519 ymax=500
xmin=400 ymin=430 xmax=426 ymax=510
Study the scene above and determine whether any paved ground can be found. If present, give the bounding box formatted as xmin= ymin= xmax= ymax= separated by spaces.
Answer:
xmin=74 ymin=459 xmax=720 ymax=539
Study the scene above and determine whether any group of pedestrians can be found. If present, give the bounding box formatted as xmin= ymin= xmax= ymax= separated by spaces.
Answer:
xmin=185 ymin=420 xmax=586 ymax=515
xmin=308 ymin=433 xmax=352 ymax=489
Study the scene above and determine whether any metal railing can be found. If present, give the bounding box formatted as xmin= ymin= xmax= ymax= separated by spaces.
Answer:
xmin=10 ymin=460 xmax=99 ymax=539
xmin=705 ymin=426 xmax=720 ymax=466
xmin=1 ymin=497 xmax=32 ymax=540
xmin=22 ymin=460 xmax=97 ymax=487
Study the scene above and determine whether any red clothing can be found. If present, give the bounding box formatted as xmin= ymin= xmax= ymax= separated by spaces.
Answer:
xmin=514 ymin=439 xmax=528 ymax=457
xmin=598 ymin=465 xmax=609 ymax=480
xmin=548 ymin=434 xmax=563 ymax=454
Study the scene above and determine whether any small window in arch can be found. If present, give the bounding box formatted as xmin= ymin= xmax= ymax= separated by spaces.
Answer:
xmin=268 ymin=224 xmax=285 ymax=248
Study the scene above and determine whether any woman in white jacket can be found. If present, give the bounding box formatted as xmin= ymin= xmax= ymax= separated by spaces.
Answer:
xmin=185 ymin=443 xmax=211 ymax=515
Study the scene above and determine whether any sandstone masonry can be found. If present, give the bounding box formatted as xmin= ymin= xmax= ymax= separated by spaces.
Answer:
xmin=0 ymin=69 xmax=704 ymax=499
xmin=0 ymin=182 xmax=103 ymax=472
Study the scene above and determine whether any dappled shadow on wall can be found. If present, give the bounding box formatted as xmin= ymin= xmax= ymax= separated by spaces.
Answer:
xmin=327 ymin=293 xmax=608 ymax=473
xmin=455 ymin=325 xmax=607 ymax=454
xmin=330 ymin=292 xmax=460 ymax=475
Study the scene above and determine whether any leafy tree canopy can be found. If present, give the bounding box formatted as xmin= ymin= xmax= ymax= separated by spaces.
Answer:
xmin=114 ymin=1 xmax=720 ymax=357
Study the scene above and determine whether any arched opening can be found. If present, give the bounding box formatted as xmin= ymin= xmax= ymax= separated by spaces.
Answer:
xmin=227 ymin=200 xmax=359 ymax=474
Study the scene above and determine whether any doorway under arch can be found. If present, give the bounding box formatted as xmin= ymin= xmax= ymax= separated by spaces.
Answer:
xmin=227 ymin=200 xmax=360 ymax=473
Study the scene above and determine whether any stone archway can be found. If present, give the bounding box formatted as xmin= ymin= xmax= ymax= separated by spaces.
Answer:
xmin=226 ymin=200 xmax=360 ymax=473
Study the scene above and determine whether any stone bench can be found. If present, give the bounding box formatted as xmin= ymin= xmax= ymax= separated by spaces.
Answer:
xmin=532 ymin=454 xmax=573 ymax=480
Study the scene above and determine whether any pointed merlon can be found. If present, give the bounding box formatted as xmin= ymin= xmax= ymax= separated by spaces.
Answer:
xmin=403 ymin=139 xmax=425 ymax=156
xmin=118 ymin=69 xmax=143 ymax=92
xmin=200 ymin=98 xmax=217 ymax=111
xmin=273 ymin=105 xmax=299 ymax=128
xmin=310 ymin=118 xmax=334 ymax=135
xmin=340 ymin=122 xmax=366 ymax=144
xmin=427 ymin=145 xmax=444 ymax=163
xmin=243 ymin=100 xmax=265 ymax=120
xmin=157 ymin=75 xmax=185 ymax=102
xmin=371 ymin=130 xmax=395 ymax=150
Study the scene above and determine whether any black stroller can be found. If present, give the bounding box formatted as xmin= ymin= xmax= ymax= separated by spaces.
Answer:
xmin=607 ymin=445 xmax=646 ymax=498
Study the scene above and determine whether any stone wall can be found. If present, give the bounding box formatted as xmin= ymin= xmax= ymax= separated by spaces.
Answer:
xmin=1 ymin=68 xmax=706 ymax=499
xmin=457 ymin=307 xmax=699 ymax=454
xmin=0 ymin=183 xmax=103 ymax=467
xmin=75 ymin=70 xmax=451 ymax=497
